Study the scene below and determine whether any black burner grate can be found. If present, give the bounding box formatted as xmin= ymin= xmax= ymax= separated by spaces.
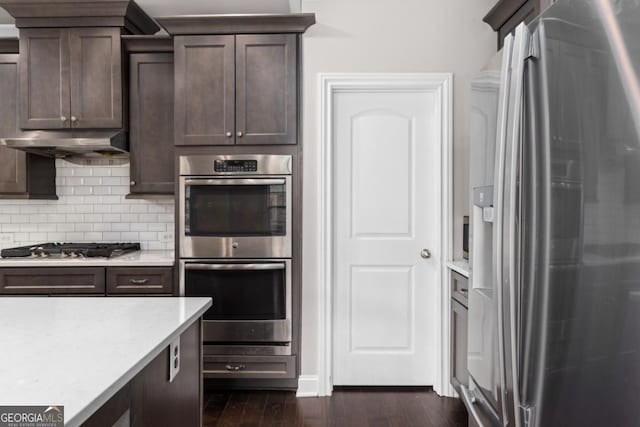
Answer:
xmin=0 ymin=243 xmax=141 ymax=258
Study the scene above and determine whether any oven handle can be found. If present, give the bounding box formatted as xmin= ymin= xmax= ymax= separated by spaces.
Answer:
xmin=184 ymin=178 xmax=286 ymax=186
xmin=185 ymin=263 xmax=286 ymax=271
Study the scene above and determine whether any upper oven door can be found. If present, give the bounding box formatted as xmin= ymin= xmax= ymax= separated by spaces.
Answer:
xmin=179 ymin=176 xmax=292 ymax=258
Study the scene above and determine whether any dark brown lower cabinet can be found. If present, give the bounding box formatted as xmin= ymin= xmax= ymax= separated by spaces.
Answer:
xmin=107 ymin=267 xmax=173 ymax=295
xmin=0 ymin=266 xmax=174 ymax=296
xmin=80 ymin=384 xmax=131 ymax=427
xmin=0 ymin=267 xmax=105 ymax=295
xmin=82 ymin=319 xmax=202 ymax=427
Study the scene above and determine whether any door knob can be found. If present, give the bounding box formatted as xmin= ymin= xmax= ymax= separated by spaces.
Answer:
xmin=421 ymin=249 xmax=431 ymax=259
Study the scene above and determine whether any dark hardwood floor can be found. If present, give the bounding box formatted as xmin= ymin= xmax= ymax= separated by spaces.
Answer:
xmin=203 ymin=387 xmax=468 ymax=427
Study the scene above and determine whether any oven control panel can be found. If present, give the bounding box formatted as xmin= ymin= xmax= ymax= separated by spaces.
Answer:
xmin=214 ymin=160 xmax=258 ymax=173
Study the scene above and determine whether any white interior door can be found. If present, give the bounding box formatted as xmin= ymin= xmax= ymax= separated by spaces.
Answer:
xmin=333 ymin=88 xmax=441 ymax=386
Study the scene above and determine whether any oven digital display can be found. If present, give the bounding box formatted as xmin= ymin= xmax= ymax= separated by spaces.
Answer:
xmin=214 ymin=160 xmax=258 ymax=173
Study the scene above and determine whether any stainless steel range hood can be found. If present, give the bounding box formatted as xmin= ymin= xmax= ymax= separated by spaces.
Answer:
xmin=1 ymin=130 xmax=128 ymax=159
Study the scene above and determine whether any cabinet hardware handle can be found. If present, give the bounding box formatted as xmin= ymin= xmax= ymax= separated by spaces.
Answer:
xmin=70 ymin=116 xmax=77 ymax=122
xmin=225 ymin=364 xmax=246 ymax=371
xmin=459 ymin=289 xmax=468 ymax=294
xmin=237 ymin=131 xmax=243 ymax=137
xmin=226 ymin=131 xmax=232 ymax=137
xmin=130 ymin=181 xmax=136 ymax=186
xmin=60 ymin=116 xmax=67 ymax=122
xmin=130 ymin=279 xmax=149 ymax=285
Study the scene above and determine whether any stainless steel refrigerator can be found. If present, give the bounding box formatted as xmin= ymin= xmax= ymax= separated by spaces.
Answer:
xmin=464 ymin=0 xmax=640 ymax=426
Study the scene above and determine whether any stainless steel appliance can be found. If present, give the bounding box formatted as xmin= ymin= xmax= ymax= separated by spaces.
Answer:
xmin=179 ymin=154 xmax=294 ymax=355
xmin=179 ymin=154 xmax=292 ymax=259
xmin=0 ymin=242 xmax=140 ymax=258
xmin=1 ymin=130 xmax=128 ymax=159
xmin=464 ymin=1 xmax=640 ymax=426
xmin=180 ymin=259 xmax=292 ymax=355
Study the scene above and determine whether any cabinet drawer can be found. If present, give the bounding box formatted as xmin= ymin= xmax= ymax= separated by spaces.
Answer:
xmin=0 ymin=267 xmax=105 ymax=295
xmin=106 ymin=267 xmax=173 ymax=295
xmin=451 ymin=271 xmax=469 ymax=307
xmin=203 ymin=355 xmax=296 ymax=379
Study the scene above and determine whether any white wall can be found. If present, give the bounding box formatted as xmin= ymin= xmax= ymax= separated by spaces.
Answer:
xmin=300 ymin=0 xmax=497 ymax=376
xmin=0 ymin=159 xmax=174 ymax=251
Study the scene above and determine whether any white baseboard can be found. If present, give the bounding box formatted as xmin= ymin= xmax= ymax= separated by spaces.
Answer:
xmin=296 ymin=375 xmax=320 ymax=397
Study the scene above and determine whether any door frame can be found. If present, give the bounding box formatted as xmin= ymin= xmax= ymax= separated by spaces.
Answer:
xmin=316 ymin=73 xmax=454 ymax=397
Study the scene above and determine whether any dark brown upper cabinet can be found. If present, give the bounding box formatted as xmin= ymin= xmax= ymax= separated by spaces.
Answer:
xmin=484 ymin=0 xmax=555 ymax=48
xmin=159 ymin=14 xmax=315 ymax=147
xmin=19 ymin=29 xmax=69 ymax=129
xmin=0 ymin=52 xmax=56 ymax=199
xmin=174 ymin=33 xmax=297 ymax=146
xmin=235 ymin=34 xmax=297 ymax=145
xmin=19 ymin=27 xmax=122 ymax=130
xmin=129 ymin=52 xmax=175 ymax=195
xmin=174 ymin=35 xmax=235 ymax=146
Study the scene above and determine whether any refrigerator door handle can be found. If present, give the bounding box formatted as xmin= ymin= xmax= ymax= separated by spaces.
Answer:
xmin=493 ymin=32 xmax=514 ymax=426
xmin=504 ymin=22 xmax=531 ymax=427
xmin=517 ymin=25 xmax=547 ymax=425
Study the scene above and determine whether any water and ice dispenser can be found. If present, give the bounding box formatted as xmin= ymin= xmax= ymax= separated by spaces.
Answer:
xmin=471 ymin=185 xmax=494 ymax=289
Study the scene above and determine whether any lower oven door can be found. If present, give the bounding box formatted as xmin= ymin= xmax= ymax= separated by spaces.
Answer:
xmin=181 ymin=259 xmax=292 ymax=343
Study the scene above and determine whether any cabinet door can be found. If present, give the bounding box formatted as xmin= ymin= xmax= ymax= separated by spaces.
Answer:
xmin=19 ymin=28 xmax=71 ymax=129
xmin=131 ymin=320 xmax=201 ymax=427
xmin=451 ymin=299 xmax=469 ymax=391
xmin=129 ymin=53 xmax=175 ymax=194
xmin=69 ymin=28 xmax=122 ymax=129
xmin=235 ymin=34 xmax=297 ymax=145
xmin=174 ymin=35 xmax=235 ymax=146
xmin=0 ymin=54 xmax=27 ymax=193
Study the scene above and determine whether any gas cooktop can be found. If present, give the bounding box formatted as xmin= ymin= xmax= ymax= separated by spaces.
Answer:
xmin=0 ymin=243 xmax=141 ymax=258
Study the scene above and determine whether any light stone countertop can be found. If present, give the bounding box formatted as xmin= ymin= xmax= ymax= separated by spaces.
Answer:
xmin=447 ymin=260 xmax=470 ymax=278
xmin=0 ymin=250 xmax=175 ymax=267
xmin=0 ymin=297 xmax=211 ymax=426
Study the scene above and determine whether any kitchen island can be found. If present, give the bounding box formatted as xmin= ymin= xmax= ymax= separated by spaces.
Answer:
xmin=0 ymin=297 xmax=211 ymax=426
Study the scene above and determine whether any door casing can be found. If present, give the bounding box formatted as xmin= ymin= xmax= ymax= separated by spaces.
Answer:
xmin=315 ymin=73 xmax=454 ymax=397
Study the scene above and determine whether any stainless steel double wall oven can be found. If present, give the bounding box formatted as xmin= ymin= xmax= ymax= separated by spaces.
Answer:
xmin=179 ymin=154 xmax=293 ymax=355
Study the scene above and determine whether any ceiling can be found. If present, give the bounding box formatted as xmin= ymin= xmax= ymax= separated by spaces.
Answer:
xmin=0 ymin=0 xmax=300 ymax=25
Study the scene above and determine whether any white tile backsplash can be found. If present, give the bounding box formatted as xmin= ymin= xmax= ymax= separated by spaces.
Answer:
xmin=0 ymin=159 xmax=175 ymax=250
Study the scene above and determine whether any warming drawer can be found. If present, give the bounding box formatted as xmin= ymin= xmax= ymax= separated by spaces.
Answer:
xmin=203 ymin=355 xmax=296 ymax=379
